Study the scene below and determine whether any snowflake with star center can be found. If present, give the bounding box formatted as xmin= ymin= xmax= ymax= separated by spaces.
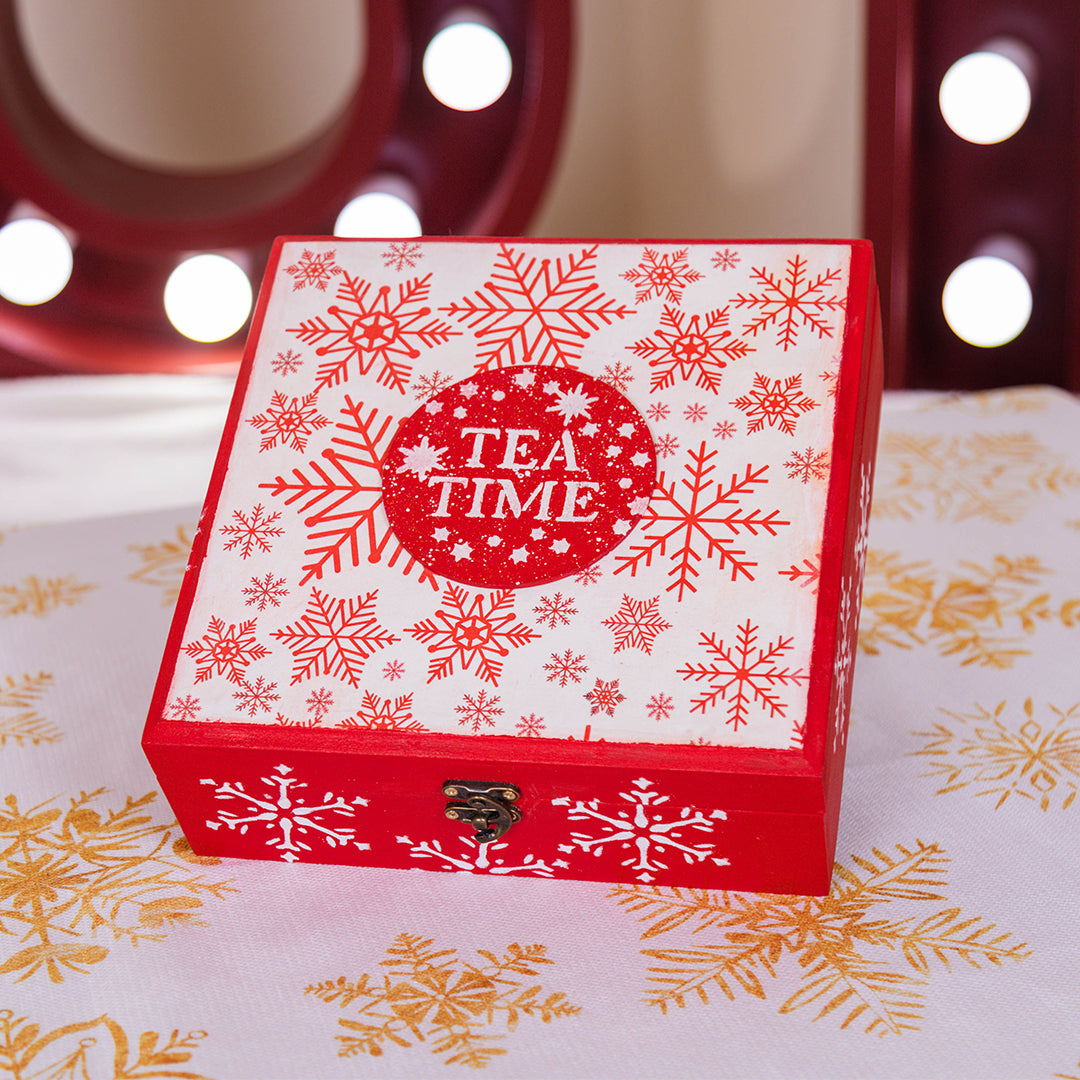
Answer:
xmin=183 ymin=616 xmax=270 ymax=684
xmin=621 ymin=247 xmax=703 ymax=304
xmin=784 ymin=446 xmax=830 ymax=483
xmin=585 ymin=678 xmax=626 ymax=716
xmin=284 ymin=248 xmax=344 ymax=291
xmin=201 ymin=763 xmax=369 ymax=862
xmin=247 ymin=390 xmax=330 ymax=453
xmin=732 ymin=373 xmax=819 ymax=436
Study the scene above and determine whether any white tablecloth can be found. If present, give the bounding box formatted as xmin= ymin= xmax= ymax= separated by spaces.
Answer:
xmin=2 ymin=376 xmax=1078 ymax=1079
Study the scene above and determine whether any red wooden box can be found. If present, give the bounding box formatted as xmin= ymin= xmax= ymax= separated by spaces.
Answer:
xmin=143 ymin=237 xmax=882 ymax=894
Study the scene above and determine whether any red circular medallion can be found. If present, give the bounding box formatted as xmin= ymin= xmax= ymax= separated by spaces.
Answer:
xmin=381 ymin=366 xmax=657 ymax=588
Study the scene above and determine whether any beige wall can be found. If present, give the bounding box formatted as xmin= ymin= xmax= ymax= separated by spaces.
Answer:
xmin=531 ymin=0 xmax=864 ymax=240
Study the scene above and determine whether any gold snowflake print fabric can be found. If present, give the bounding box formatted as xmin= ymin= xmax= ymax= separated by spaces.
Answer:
xmin=0 ymin=575 xmax=97 ymax=619
xmin=306 ymin=933 xmax=580 ymax=1069
xmin=0 ymin=789 xmax=235 ymax=983
xmin=858 ymin=552 xmax=1080 ymax=669
xmin=0 ymin=1008 xmax=215 ymax=1080
xmin=612 ymin=839 xmax=1028 ymax=1036
xmin=127 ymin=524 xmax=195 ymax=608
xmin=912 ymin=699 xmax=1080 ymax=810
xmin=0 ymin=674 xmax=59 ymax=748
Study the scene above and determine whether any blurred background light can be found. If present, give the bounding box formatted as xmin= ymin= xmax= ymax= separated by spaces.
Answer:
xmin=0 ymin=217 xmax=73 ymax=305
xmin=423 ymin=19 xmax=512 ymax=111
xmin=164 ymin=254 xmax=252 ymax=343
xmin=942 ymin=254 xmax=1032 ymax=347
xmin=334 ymin=190 xmax=422 ymax=238
xmin=939 ymin=46 xmax=1032 ymax=144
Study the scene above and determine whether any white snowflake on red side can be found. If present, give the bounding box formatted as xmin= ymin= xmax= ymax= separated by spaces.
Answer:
xmin=233 ymin=676 xmax=281 ymax=718
xmin=439 ymin=242 xmax=633 ymax=371
xmin=602 ymin=595 xmax=672 ymax=654
xmin=544 ymin=650 xmax=588 ymax=687
xmin=533 ymin=592 xmax=577 ymax=629
xmin=284 ymin=249 xmax=344 ymax=292
xmin=646 ymin=693 xmax=673 ymax=722
xmin=614 ymin=444 xmax=789 ymax=601
xmin=168 ymin=694 xmax=201 ymax=722
xmin=621 ymin=247 xmax=703 ymax=304
xmin=585 ymin=678 xmax=626 ymax=717
xmin=411 ymin=369 xmax=454 ymax=401
xmin=242 ymin=572 xmax=288 ymax=612
xmin=201 ymin=763 xmax=368 ymax=863
xmin=305 ymin=687 xmax=334 ymax=722
xmin=271 ymin=588 xmax=400 ymax=687
xmin=339 ymin=691 xmax=423 ymax=732
xmin=712 ymin=248 xmax=740 ymax=271
xmin=516 ymin=713 xmax=546 ymax=737
xmin=382 ymin=241 xmax=423 ymax=271
xmin=677 ymin=620 xmax=809 ymax=730
xmin=271 ymin=348 xmax=303 ymax=376
xmin=732 ymin=254 xmax=846 ymax=351
xmin=406 ymin=585 xmax=540 ymax=684
xmin=247 ymin=390 xmax=330 ymax=453
xmin=290 ymin=273 xmax=460 ymax=394
xmin=261 ymin=396 xmax=437 ymax=590
xmin=455 ymin=689 xmax=504 ymax=733
xmin=395 ymin=834 xmax=564 ymax=876
xmin=552 ymin=777 xmax=728 ymax=884
xmin=601 ymin=361 xmax=634 ymax=393
xmin=784 ymin=446 xmax=830 ymax=483
xmin=219 ymin=504 xmax=283 ymax=559
xmin=628 ymin=306 xmax=753 ymax=394
xmin=184 ymin=617 xmax=270 ymax=684
xmin=732 ymin=373 xmax=819 ymax=436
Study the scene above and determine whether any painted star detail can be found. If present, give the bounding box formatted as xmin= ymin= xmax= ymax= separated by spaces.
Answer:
xmin=613 ymin=519 xmax=632 ymax=535
xmin=514 ymin=369 xmax=536 ymax=388
xmin=581 ymin=422 xmax=599 ymax=437
xmin=630 ymin=496 xmax=651 ymax=514
xmin=459 ymin=382 xmax=479 ymax=398
xmin=606 ymin=446 xmax=621 ymax=458
xmin=434 ymin=528 xmax=450 ymax=542
xmin=631 ymin=452 xmax=650 ymax=467
xmin=452 ymin=542 xmax=473 ymax=560
xmin=511 ymin=547 xmax=530 ymax=563
xmin=552 ymin=539 xmax=571 ymax=554
xmin=618 ymin=422 xmax=636 ymax=438
xmin=425 ymin=400 xmax=443 ymax=414
xmin=453 ymin=406 xmax=467 ymax=418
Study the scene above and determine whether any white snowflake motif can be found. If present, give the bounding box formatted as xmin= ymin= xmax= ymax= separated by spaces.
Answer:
xmin=201 ymin=764 xmax=369 ymax=862
xmin=395 ymin=834 xmax=566 ymax=876
xmin=546 ymin=381 xmax=596 ymax=422
xmin=552 ymin=778 xmax=728 ymax=884
xmin=398 ymin=434 xmax=448 ymax=480
xmin=382 ymin=241 xmax=423 ymax=271
xmin=284 ymin=249 xmax=345 ymax=291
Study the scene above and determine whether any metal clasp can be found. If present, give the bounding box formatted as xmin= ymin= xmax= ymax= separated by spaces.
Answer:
xmin=443 ymin=781 xmax=522 ymax=844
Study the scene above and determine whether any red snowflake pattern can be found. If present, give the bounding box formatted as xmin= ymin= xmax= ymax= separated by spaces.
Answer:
xmin=382 ymin=241 xmax=423 ymax=271
xmin=584 ymin=678 xmax=626 ymax=717
xmin=168 ymin=694 xmax=201 ymax=722
xmin=455 ymin=689 xmax=504 ymax=733
xmin=271 ymin=588 xmax=399 ymax=687
xmin=628 ymin=305 xmax=753 ymax=394
xmin=778 ymin=557 xmax=821 ymax=591
xmin=732 ymin=254 xmax=847 ymax=351
xmin=306 ymin=687 xmax=334 ymax=721
xmin=340 ymin=690 xmax=423 ymax=732
xmin=683 ymin=403 xmax=708 ymax=423
xmin=712 ymin=248 xmax=740 ymax=271
xmin=289 ymin=273 xmax=459 ymax=394
xmin=646 ymin=693 xmax=673 ymax=722
xmin=411 ymin=369 xmax=454 ymax=401
xmin=439 ymin=243 xmax=633 ymax=371
xmin=382 ymin=659 xmax=405 ymax=681
xmin=543 ymin=650 xmax=588 ymax=687
xmin=646 ymin=402 xmax=670 ymax=422
xmin=732 ymin=373 xmax=819 ymax=436
xmin=601 ymin=361 xmax=634 ymax=393
xmin=406 ymin=585 xmax=540 ymax=684
xmin=261 ymin=396 xmax=437 ymax=589
xmin=602 ymin=595 xmax=672 ymax=654
xmin=784 ymin=446 xmax=830 ymax=483
xmin=232 ymin=676 xmax=281 ymax=718
xmin=242 ymin=572 xmax=288 ymax=612
xmin=713 ymin=420 xmax=737 ymax=440
xmin=573 ymin=565 xmax=602 ymax=587
xmin=271 ymin=349 xmax=303 ymax=375
xmin=621 ymin=247 xmax=703 ymax=304
xmin=247 ymin=391 xmax=330 ymax=453
xmin=184 ymin=617 xmax=270 ymax=684
xmin=677 ymin=620 xmax=809 ymax=730
xmin=614 ymin=444 xmax=789 ymax=600
xmin=284 ymin=248 xmax=344 ymax=291
xmin=533 ymin=592 xmax=578 ymax=629
xmin=820 ymin=367 xmax=840 ymax=398
xmin=219 ymin=504 xmax=283 ymax=559
xmin=655 ymin=434 xmax=680 ymax=459
xmin=516 ymin=713 xmax=546 ymax=736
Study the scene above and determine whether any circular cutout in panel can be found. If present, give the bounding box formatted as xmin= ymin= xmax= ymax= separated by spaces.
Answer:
xmin=382 ymin=366 xmax=657 ymax=588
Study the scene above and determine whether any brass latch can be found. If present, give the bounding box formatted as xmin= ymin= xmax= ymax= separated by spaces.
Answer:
xmin=443 ymin=781 xmax=522 ymax=844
